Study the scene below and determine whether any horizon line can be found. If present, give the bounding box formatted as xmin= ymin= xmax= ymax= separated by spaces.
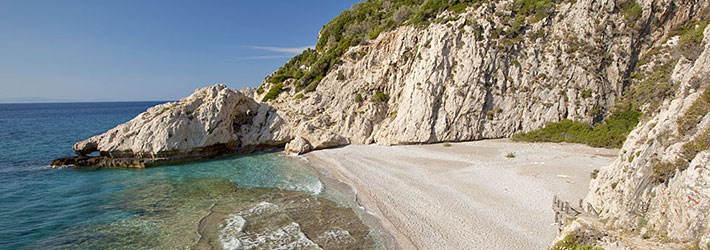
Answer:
xmin=0 ymin=100 xmax=175 ymax=105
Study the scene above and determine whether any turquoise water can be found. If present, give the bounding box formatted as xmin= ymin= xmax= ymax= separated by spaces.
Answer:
xmin=0 ymin=102 xmax=366 ymax=249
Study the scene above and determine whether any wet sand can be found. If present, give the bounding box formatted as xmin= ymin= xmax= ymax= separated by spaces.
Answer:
xmin=305 ymin=139 xmax=617 ymax=249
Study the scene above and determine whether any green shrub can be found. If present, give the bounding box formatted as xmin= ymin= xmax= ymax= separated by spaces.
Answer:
xmin=265 ymin=0 xmax=482 ymax=94
xmin=304 ymin=75 xmax=323 ymax=92
xmin=256 ymin=86 xmax=264 ymax=94
xmin=512 ymin=0 xmax=553 ymax=23
xmin=681 ymin=129 xmax=710 ymax=165
xmin=587 ymin=106 xmax=602 ymax=117
xmin=486 ymin=107 xmax=502 ymax=120
xmin=625 ymin=59 xmax=677 ymax=113
xmin=678 ymin=22 xmax=708 ymax=47
xmin=638 ymin=218 xmax=648 ymax=228
xmin=590 ymin=169 xmax=599 ymax=179
xmin=506 ymin=152 xmax=516 ymax=158
xmin=491 ymin=27 xmax=501 ymax=39
xmin=294 ymin=93 xmax=304 ymax=99
xmin=443 ymin=142 xmax=452 ymax=147
xmin=337 ymin=71 xmax=345 ymax=80
xmin=652 ymin=127 xmax=709 ymax=182
xmin=653 ymin=160 xmax=684 ymax=182
xmin=262 ymin=83 xmax=284 ymax=101
xmin=511 ymin=15 xmax=527 ymax=34
xmin=678 ymin=88 xmax=710 ymax=134
xmin=512 ymin=106 xmax=641 ymax=148
xmin=581 ymin=89 xmax=592 ymax=98
xmin=367 ymin=25 xmax=383 ymax=39
xmin=512 ymin=119 xmax=590 ymax=142
xmin=621 ymin=0 xmax=642 ymax=25
xmin=669 ymin=13 xmax=709 ymax=60
xmin=268 ymin=49 xmax=316 ymax=86
xmin=449 ymin=2 xmax=470 ymax=13
xmin=372 ymin=90 xmax=388 ymax=102
xmin=565 ymin=37 xmax=581 ymax=54
xmin=393 ymin=5 xmax=414 ymax=24
xmin=355 ymin=93 xmax=363 ymax=103
xmin=553 ymin=233 xmax=602 ymax=250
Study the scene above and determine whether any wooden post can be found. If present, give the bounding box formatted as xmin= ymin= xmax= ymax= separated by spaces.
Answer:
xmin=553 ymin=195 xmax=558 ymax=208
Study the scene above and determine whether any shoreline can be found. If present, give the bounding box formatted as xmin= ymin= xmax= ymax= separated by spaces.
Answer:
xmin=296 ymin=154 xmax=400 ymax=249
xmin=303 ymin=139 xmax=617 ymax=249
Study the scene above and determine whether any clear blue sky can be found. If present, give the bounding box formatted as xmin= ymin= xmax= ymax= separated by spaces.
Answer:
xmin=0 ymin=0 xmax=359 ymax=102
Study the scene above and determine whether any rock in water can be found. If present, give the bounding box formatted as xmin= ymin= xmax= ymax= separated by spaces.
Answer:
xmin=60 ymin=84 xmax=293 ymax=168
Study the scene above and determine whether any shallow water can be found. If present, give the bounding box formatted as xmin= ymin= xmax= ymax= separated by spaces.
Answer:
xmin=0 ymin=102 xmax=374 ymax=249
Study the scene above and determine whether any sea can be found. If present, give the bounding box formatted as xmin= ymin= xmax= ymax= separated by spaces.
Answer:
xmin=0 ymin=102 xmax=376 ymax=249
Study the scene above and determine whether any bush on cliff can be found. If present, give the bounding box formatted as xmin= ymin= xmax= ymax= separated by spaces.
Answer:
xmin=512 ymin=105 xmax=641 ymax=148
xmin=267 ymin=0 xmax=479 ymax=96
xmin=372 ymin=91 xmax=388 ymax=103
xmin=553 ymin=233 xmax=602 ymax=250
xmin=262 ymin=83 xmax=284 ymax=102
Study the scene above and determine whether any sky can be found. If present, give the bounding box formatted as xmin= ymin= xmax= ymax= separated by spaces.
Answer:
xmin=0 ymin=0 xmax=360 ymax=103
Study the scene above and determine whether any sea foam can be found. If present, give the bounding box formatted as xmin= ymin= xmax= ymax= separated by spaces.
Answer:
xmin=219 ymin=202 xmax=323 ymax=249
xmin=305 ymin=180 xmax=323 ymax=195
xmin=238 ymin=222 xmax=322 ymax=250
xmin=316 ymin=227 xmax=355 ymax=245
xmin=247 ymin=202 xmax=277 ymax=215
xmin=219 ymin=214 xmax=246 ymax=250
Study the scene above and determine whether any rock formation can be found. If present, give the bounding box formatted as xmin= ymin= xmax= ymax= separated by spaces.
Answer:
xmin=582 ymin=24 xmax=710 ymax=248
xmin=257 ymin=0 xmax=639 ymax=149
xmin=54 ymin=84 xmax=292 ymax=167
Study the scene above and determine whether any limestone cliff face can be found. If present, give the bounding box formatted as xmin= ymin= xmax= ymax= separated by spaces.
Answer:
xmin=584 ymin=25 xmax=710 ymax=246
xmin=257 ymin=0 xmax=646 ymax=149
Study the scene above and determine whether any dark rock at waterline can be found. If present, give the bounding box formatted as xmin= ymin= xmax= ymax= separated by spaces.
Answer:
xmin=50 ymin=143 xmax=282 ymax=168
xmin=50 ymin=156 xmax=147 ymax=168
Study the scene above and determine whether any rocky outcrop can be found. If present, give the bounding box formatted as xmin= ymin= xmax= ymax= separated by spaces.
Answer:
xmin=53 ymin=84 xmax=293 ymax=168
xmin=582 ymin=24 xmax=710 ymax=248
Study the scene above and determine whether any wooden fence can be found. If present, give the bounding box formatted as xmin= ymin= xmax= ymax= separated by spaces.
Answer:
xmin=552 ymin=195 xmax=599 ymax=231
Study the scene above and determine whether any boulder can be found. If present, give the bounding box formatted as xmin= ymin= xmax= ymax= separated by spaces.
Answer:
xmin=285 ymin=136 xmax=313 ymax=155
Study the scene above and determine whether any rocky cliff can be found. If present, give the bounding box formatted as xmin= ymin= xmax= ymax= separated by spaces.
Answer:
xmin=257 ymin=0 xmax=639 ymax=149
xmin=581 ymin=24 xmax=710 ymax=248
xmin=253 ymin=0 xmax=708 ymax=155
